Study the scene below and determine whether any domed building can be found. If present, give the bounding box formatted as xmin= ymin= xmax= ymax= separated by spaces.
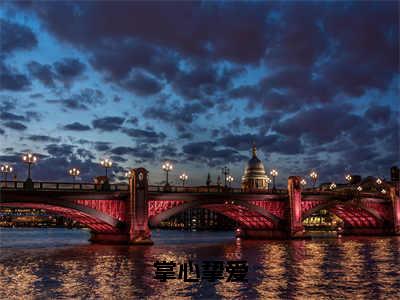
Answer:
xmin=241 ymin=144 xmax=269 ymax=191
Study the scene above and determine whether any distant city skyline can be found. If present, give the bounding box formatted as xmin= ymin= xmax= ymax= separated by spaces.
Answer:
xmin=0 ymin=2 xmax=398 ymax=186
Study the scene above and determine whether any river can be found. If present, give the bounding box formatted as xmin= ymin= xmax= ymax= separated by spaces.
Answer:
xmin=0 ymin=228 xmax=399 ymax=299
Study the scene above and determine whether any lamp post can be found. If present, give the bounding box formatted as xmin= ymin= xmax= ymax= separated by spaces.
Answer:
xmin=329 ymin=182 xmax=337 ymax=190
xmin=221 ymin=166 xmax=230 ymax=188
xmin=345 ymin=174 xmax=352 ymax=184
xmin=0 ymin=164 xmax=13 ymax=182
xmin=125 ymin=170 xmax=134 ymax=180
xmin=270 ymin=169 xmax=278 ymax=191
xmin=162 ymin=162 xmax=173 ymax=187
xmin=22 ymin=153 xmax=37 ymax=180
xmin=100 ymin=159 xmax=112 ymax=178
xmin=310 ymin=170 xmax=318 ymax=190
xmin=227 ymin=175 xmax=234 ymax=188
xmin=300 ymin=178 xmax=307 ymax=187
xmin=68 ymin=168 xmax=80 ymax=183
xmin=266 ymin=176 xmax=272 ymax=192
xmin=376 ymin=178 xmax=382 ymax=185
xmin=179 ymin=173 xmax=188 ymax=187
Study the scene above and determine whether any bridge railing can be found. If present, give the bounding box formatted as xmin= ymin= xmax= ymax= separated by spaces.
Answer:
xmin=148 ymin=185 xmax=288 ymax=194
xmin=0 ymin=181 xmax=129 ymax=192
xmin=0 ymin=181 xmax=387 ymax=198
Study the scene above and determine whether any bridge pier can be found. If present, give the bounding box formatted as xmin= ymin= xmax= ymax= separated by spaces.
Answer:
xmin=390 ymin=187 xmax=400 ymax=235
xmin=88 ymin=168 xmax=153 ymax=245
xmin=287 ymin=176 xmax=305 ymax=238
xmin=127 ymin=168 xmax=153 ymax=245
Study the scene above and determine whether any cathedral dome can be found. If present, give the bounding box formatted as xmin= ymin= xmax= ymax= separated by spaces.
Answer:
xmin=241 ymin=144 xmax=269 ymax=190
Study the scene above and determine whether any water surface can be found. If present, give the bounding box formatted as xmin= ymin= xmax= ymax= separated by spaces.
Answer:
xmin=0 ymin=228 xmax=399 ymax=299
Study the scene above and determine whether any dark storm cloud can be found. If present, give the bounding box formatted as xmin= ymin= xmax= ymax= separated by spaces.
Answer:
xmin=26 ymin=155 xmax=109 ymax=182
xmin=110 ymin=146 xmax=134 ymax=156
xmin=2 ymin=1 xmax=398 ymax=182
xmin=182 ymin=141 xmax=247 ymax=166
xmin=0 ymin=97 xmax=16 ymax=111
xmin=94 ymin=141 xmax=111 ymax=152
xmin=63 ymin=122 xmax=91 ymax=131
xmin=364 ymin=105 xmax=392 ymax=124
xmin=90 ymin=38 xmax=179 ymax=83
xmin=44 ymin=144 xmax=74 ymax=157
xmin=92 ymin=116 xmax=125 ymax=131
xmin=218 ymin=133 xmax=304 ymax=155
xmin=0 ymin=19 xmax=37 ymax=54
xmin=121 ymin=70 xmax=163 ymax=96
xmin=229 ymin=2 xmax=398 ymax=111
xmin=53 ymin=57 xmax=86 ymax=86
xmin=28 ymin=58 xmax=87 ymax=88
xmin=27 ymin=61 xmax=56 ymax=87
xmin=76 ymin=148 xmax=95 ymax=160
xmin=26 ymin=135 xmax=61 ymax=143
xmin=48 ymin=88 xmax=105 ymax=110
xmin=0 ymin=112 xmax=25 ymax=122
xmin=126 ymin=117 xmax=138 ymax=126
xmin=0 ymin=110 xmax=41 ymax=123
xmin=14 ymin=2 xmax=398 ymax=117
xmin=110 ymin=155 xmax=127 ymax=163
xmin=157 ymin=144 xmax=179 ymax=158
xmin=0 ymin=61 xmax=31 ymax=91
xmin=273 ymin=104 xmax=367 ymax=144
xmin=129 ymin=144 xmax=156 ymax=161
xmin=18 ymin=2 xmax=270 ymax=63
xmin=3 ymin=121 xmax=27 ymax=131
xmin=0 ymin=154 xmax=21 ymax=164
xmin=143 ymin=99 xmax=209 ymax=131
xmin=122 ymin=128 xmax=166 ymax=143
xmin=171 ymin=63 xmax=243 ymax=100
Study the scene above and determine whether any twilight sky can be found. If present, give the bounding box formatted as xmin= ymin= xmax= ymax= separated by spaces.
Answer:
xmin=0 ymin=1 xmax=399 ymax=187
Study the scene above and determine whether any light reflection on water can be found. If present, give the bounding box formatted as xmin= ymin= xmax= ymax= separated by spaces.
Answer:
xmin=0 ymin=228 xmax=399 ymax=299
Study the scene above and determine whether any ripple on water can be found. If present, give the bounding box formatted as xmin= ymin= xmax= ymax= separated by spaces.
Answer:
xmin=0 ymin=228 xmax=399 ymax=299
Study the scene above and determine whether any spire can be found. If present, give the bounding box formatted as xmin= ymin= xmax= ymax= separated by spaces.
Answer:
xmin=252 ymin=142 xmax=257 ymax=157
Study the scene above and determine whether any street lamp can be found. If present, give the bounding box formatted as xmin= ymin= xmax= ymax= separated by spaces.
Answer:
xmin=300 ymin=178 xmax=307 ymax=187
xmin=227 ymin=175 xmax=234 ymax=187
xmin=381 ymin=189 xmax=387 ymax=195
xmin=221 ymin=166 xmax=230 ymax=188
xmin=22 ymin=153 xmax=37 ymax=180
xmin=345 ymin=174 xmax=352 ymax=184
xmin=376 ymin=178 xmax=382 ymax=185
xmin=329 ymin=182 xmax=337 ymax=190
xmin=162 ymin=161 xmax=173 ymax=186
xmin=270 ymin=169 xmax=278 ymax=191
xmin=125 ymin=170 xmax=134 ymax=179
xmin=310 ymin=170 xmax=318 ymax=189
xmin=0 ymin=164 xmax=13 ymax=181
xmin=68 ymin=168 xmax=80 ymax=183
xmin=266 ymin=176 xmax=272 ymax=191
xmin=100 ymin=159 xmax=112 ymax=178
xmin=357 ymin=186 xmax=363 ymax=192
xmin=179 ymin=173 xmax=188 ymax=186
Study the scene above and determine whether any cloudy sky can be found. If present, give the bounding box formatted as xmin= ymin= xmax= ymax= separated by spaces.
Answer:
xmin=0 ymin=1 xmax=398 ymax=187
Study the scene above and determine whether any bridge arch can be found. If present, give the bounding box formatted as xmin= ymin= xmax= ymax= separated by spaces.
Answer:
xmin=0 ymin=200 xmax=122 ymax=233
xmin=302 ymin=201 xmax=387 ymax=229
xmin=149 ymin=198 xmax=284 ymax=230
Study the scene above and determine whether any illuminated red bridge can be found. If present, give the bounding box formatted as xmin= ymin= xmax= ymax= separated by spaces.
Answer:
xmin=1 ymin=168 xmax=399 ymax=244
